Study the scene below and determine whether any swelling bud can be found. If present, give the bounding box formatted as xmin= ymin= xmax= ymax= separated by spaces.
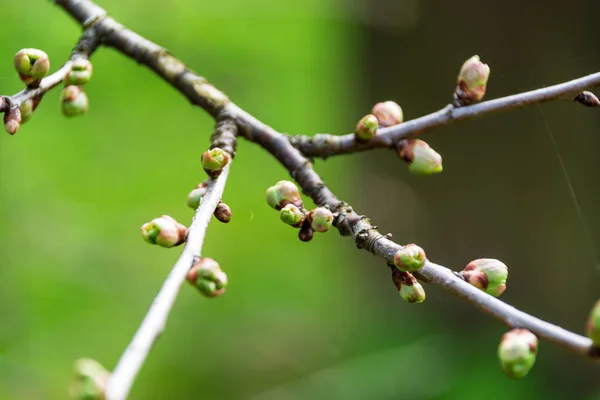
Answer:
xmin=462 ymin=258 xmax=508 ymax=297
xmin=280 ymin=204 xmax=304 ymax=227
xmin=393 ymin=244 xmax=426 ymax=272
xmin=307 ymin=207 xmax=333 ymax=233
xmin=201 ymin=147 xmax=230 ymax=177
xmin=354 ymin=114 xmax=379 ymax=141
xmin=397 ymin=139 xmax=443 ymax=175
xmin=65 ymin=58 xmax=93 ymax=85
xmin=454 ymin=55 xmax=490 ymax=106
xmin=585 ymin=299 xmax=600 ymax=346
xmin=372 ymin=101 xmax=403 ymax=127
xmin=4 ymin=107 xmax=21 ymax=135
xmin=141 ymin=215 xmax=187 ymax=248
xmin=60 ymin=86 xmax=89 ymax=117
xmin=498 ymin=329 xmax=538 ymax=379
xmin=14 ymin=48 xmax=50 ymax=87
xmin=186 ymin=257 xmax=228 ymax=297
xmin=392 ymin=269 xmax=426 ymax=303
xmin=266 ymin=180 xmax=303 ymax=210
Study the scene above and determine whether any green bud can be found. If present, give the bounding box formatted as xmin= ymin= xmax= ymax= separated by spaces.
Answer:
xmin=201 ymin=147 xmax=230 ymax=177
xmin=454 ymin=55 xmax=490 ymax=106
xmin=585 ymin=299 xmax=600 ymax=346
xmin=354 ymin=114 xmax=379 ymax=141
xmin=392 ymin=269 xmax=426 ymax=303
xmin=14 ymin=48 xmax=50 ymax=87
xmin=65 ymin=58 xmax=93 ymax=86
xmin=4 ymin=107 xmax=21 ymax=135
xmin=393 ymin=244 xmax=426 ymax=272
xmin=462 ymin=258 xmax=508 ymax=297
xmin=372 ymin=101 xmax=403 ymax=127
xmin=397 ymin=139 xmax=443 ymax=175
xmin=141 ymin=215 xmax=187 ymax=248
xmin=187 ymin=181 xmax=209 ymax=210
xmin=280 ymin=204 xmax=304 ymax=227
xmin=19 ymin=97 xmax=40 ymax=124
xmin=308 ymin=207 xmax=333 ymax=233
xmin=265 ymin=180 xmax=303 ymax=210
xmin=498 ymin=329 xmax=538 ymax=379
xmin=187 ymin=257 xmax=228 ymax=297
xmin=60 ymin=85 xmax=89 ymax=117
xmin=214 ymin=202 xmax=232 ymax=223
xmin=69 ymin=358 xmax=109 ymax=400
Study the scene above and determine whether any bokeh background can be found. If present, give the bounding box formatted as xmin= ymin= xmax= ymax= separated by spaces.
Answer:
xmin=1 ymin=0 xmax=599 ymax=399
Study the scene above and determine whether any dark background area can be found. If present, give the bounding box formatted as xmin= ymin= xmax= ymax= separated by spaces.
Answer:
xmin=0 ymin=0 xmax=598 ymax=399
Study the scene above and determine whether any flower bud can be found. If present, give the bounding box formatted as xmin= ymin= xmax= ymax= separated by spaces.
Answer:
xmin=14 ymin=48 xmax=50 ymax=87
xmin=65 ymin=58 xmax=93 ymax=86
xmin=280 ymin=204 xmax=304 ymax=227
xmin=141 ymin=215 xmax=187 ymax=248
xmin=574 ymin=91 xmax=600 ymax=107
xmin=214 ymin=202 xmax=232 ymax=223
xmin=298 ymin=222 xmax=314 ymax=242
xmin=266 ymin=180 xmax=303 ymax=210
xmin=585 ymin=299 xmax=600 ymax=346
xmin=201 ymin=147 xmax=230 ymax=177
xmin=396 ymin=139 xmax=443 ymax=175
xmin=60 ymin=85 xmax=89 ymax=117
xmin=69 ymin=358 xmax=109 ymax=400
xmin=454 ymin=55 xmax=490 ymax=106
xmin=19 ymin=97 xmax=40 ymax=124
xmin=187 ymin=181 xmax=209 ymax=210
xmin=354 ymin=114 xmax=379 ymax=141
xmin=307 ymin=207 xmax=333 ymax=233
xmin=4 ymin=107 xmax=21 ymax=135
xmin=393 ymin=244 xmax=426 ymax=272
xmin=372 ymin=101 xmax=403 ymax=127
xmin=187 ymin=257 xmax=228 ymax=297
xmin=392 ymin=269 xmax=426 ymax=303
xmin=498 ymin=329 xmax=538 ymax=379
xmin=461 ymin=258 xmax=508 ymax=297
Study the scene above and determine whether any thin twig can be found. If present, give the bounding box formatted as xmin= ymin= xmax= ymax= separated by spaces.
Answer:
xmin=0 ymin=28 xmax=100 ymax=113
xmin=289 ymin=73 xmax=600 ymax=158
xmin=104 ymin=163 xmax=231 ymax=400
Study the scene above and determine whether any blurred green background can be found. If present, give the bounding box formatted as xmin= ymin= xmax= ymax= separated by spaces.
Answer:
xmin=1 ymin=0 xmax=599 ymax=399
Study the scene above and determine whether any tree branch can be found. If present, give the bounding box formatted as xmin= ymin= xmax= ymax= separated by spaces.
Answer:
xmin=105 ymin=162 xmax=232 ymax=400
xmin=0 ymin=1 xmax=591 ymax=397
xmin=289 ymin=73 xmax=600 ymax=158
xmin=50 ymin=0 xmax=598 ymax=364
xmin=0 ymin=27 xmax=100 ymax=113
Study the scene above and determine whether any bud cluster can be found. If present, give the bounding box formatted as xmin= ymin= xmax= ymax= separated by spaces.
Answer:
xmin=60 ymin=58 xmax=93 ymax=117
xmin=141 ymin=215 xmax=187 ymax=248
xmin=353 ymin=100 xmax=404 ymax=143
xmin=186 ymin=257 xmax=228 ymax=297
xmin=266 ymin=180 xmax=334 ymax=242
